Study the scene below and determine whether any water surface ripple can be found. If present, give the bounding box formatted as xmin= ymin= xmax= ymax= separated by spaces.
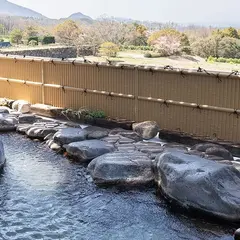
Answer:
xmin=0 ymin=133 xmax=235 ymax=240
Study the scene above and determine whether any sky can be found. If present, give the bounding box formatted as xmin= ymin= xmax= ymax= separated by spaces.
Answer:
xmin=8 ymin=0 xmax=240 ymax=24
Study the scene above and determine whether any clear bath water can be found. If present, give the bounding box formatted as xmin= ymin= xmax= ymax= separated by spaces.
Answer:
xmin=0 ymin=133 xmax=236 ymax=240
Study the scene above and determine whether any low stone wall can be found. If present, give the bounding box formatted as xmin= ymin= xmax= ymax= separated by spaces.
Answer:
xmin=0 ymin=46 xmax=77 ymax=58
xmin=77 ymin=46 xmax=98 ymax=56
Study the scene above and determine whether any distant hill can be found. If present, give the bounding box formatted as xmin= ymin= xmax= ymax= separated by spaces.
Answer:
xmin=67 ymin=12 xmax=92 ymax=21
xmin=0 ymin=0 xmax=45 ymax=18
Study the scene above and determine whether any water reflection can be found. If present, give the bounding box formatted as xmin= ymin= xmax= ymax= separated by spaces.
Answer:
xmin=0 ymin=133 xmax=235 ymax=240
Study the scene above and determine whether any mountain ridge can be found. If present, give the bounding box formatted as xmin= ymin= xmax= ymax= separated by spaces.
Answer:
xmin=0 ymin=0 xmax=93 ymax=21
xmin=0 ymin=0 xmax=45 ymax=18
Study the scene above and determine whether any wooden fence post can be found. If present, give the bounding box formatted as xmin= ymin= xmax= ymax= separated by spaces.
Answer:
xmin=134 ymin=67 xmax=139 ymax=122
xmin=41 ymin=60 xmax=45 ymax=104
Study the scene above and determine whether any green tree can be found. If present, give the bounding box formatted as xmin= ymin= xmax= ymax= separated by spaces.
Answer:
xmin=222 ymin=27 xmax=239 ymax=39
xmin=218 ymin=37 xmax=240 ymax=58
xmin=24 ymin=25 xmax=39 ymax=39
xmin=191 ymin=37 xmax=217 ymax=58
xmin=99 ymin=42 xmax=119 ymax=57
xmin=54 ymin=20 xmax=81 ymax=45
xmin=133 ymin=23 xmax=147 ymax=35
xmin=213 ymin=27 xmax=239 ymax=39
xmin=10 ymin=29 xmax=23 ymax=44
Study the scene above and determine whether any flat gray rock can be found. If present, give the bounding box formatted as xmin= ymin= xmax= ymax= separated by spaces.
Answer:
xmin=109 ymin=128 xmax=142 ymax=142
xmin=154 ymin=151 xmax=240 ymax=222
xmin=116 ymin=143 xmax=136 ymax=152
xmin=88 ymin=151 xmax=154 ymax=186
xmin=191 ymin=143 xmax=233 ymax=161
xmin=26 ymin=122 xmax=66 ymax=139
xmin=27 ymin=126 xmax=59 ymax=139
xmin=18 ymin=114 xmax=37 ymax=124
xmin=83 ymin=126 xmax=109 ymax=140
xmin=17 ymin=124 xmax=32 ymax=134
xmin=65 ymin=140 xmax=115 ymax=162
xmin=53 ymin=127 xmax=85 ymax=145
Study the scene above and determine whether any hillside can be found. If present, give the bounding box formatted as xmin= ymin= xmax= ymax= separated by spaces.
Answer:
xmin=0 ymin=0 xmax=45 ymax=18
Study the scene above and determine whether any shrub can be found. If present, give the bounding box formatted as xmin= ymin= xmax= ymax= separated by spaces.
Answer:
xmin=144 ymin=52 xmax=152 ymax=58
xmin=217 ymin=57 xmax=226 ymax=63
xmin=181 ymin=46 xmax=192 ymax=55
xmin=0 ymin=39 xmax=3 ymax=42
xmin=28 ymin=36 xmax=38 ymax=44
xmin=28 ymin=40 xmax=38 ymax=46
xmin=99 ymin=42 xmax=119 ymax=57
xmin=42 ymin=36 xmax=55 ymax=45
xmin=61 ymin=108 xmax=106 ymax=121
xmin=87 ymin=110 xmax=106 ymax=119
xmin=207 ymin=56 xmax=217 ymax=63
xmin=207 ymin=56 xmax=240 ymax=64
xmin=10 ymin=29 xmax=23 ymax=44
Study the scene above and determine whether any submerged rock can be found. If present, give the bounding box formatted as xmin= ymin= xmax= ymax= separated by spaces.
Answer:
xmin=132 ymin=121 xmax=160 ymax=140
xmin=46 ymin=139 xmax=62 ymax=151
xmin=154 ymin=151 xmax=240 ymax=222
xmin=0 ymin=114 xmax=17 ymax=132
xmin=0 ymin=141 xmax=5 ymax=169
xmin=65 ymin=140 xmax=115 ymax=162
xmin=0 ymin=106 xmax=10 ymax=114
xmin=88 ymin=151 xmax=154 ymax=186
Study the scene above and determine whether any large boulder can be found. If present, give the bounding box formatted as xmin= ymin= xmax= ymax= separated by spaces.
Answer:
xmin=12 ymin=100 xmax=31 ymax=113
xmin=132 ymin=121 xmax=160 ymax=140
xmin=88 ymin=151 xmax=154 ymax=186
xmin=191 ymin=143 xmax=233 ymax=161
xmin=64 ymin=140 xmax=115 ymax=162
xmin=0 ymin=141 xmax=5 ymax=169
xmin=235 ymin=229 xmax=240 ymax=240
xmin=154 ymin=151 xmax=240 ymax=221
